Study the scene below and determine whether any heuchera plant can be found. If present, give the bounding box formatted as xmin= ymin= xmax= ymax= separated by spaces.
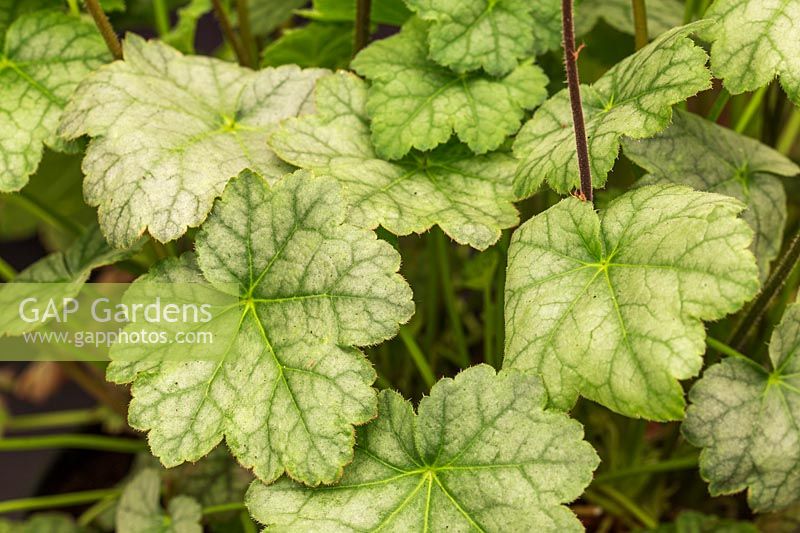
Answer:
xmin=0 ymin=0 xmax=799 ymax=531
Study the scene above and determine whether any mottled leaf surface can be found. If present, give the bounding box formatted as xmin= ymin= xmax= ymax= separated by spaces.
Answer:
xmin=704 ymin=0 xmax=800 ymax=104
xmin=0 ymin=11 xmax=108 ymax=192
xmin=59 ymin=36 xmax=327 ymax=247
xmin=107 ymin=171 xmax=414 ymax=485
xmin=270 ymin=72 xmax=519 ymax=250
xmin=352 ymin=18 xmax=548 ymax=159
xmin=247 ymin=366 xmax=599 ymax=532
xmin=624 ymin=110 xmax=799 ymax=280
xmin=404 ymin=0 xmax=536 ymax=75
xmin=117 ymin=469 xmax=202 ymax=533
xmin=504 ymin=185 xmax=759 ymax=420
xmin=683 ymin=301 xmax=800 ymax=512
xmin=513 ymin=22 xmax=712 ymax=197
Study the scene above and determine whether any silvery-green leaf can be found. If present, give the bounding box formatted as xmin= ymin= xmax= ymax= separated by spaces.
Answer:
xmin=59 ymin=35 xmax=327 ymax=247
xmin=704 ymin=0 xmax=800 ymax=105
xmin=683 ymin=301 xmax=800 ymax=512
xmin=0 ymin=11 xmax=108 ymax=192
xmin=504 ymin=185 xmax=759 ymax=420
xmin=108 ymin=170 xmax=414 ymax=485
xmin=0 ymin=0 xmax=60 ymax=46
xmin=117 ymin=469 xmax=202 ymax=533
xmin=352 ymin=17 xmax=548 ymax=159
xmin=246 ymin=365 xmax=599 ymax=532
xmin=624 ymin=110 xmax=800 ymax=280
xmin=513 ymin=22 xmax=712 ymax=197
xmin=270 ymin=72 xmax=520 ymax=250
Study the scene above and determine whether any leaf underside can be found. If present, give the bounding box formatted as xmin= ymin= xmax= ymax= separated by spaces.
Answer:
xmin=503 ymin=185 xmax=760 ymax=420
xmin=246 ymin=365 xmax=599 ymax=532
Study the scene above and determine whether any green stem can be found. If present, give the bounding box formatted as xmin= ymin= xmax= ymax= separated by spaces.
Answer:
xmin=593 ymin=455 xmax=698 ymax=483
xmin=729 ymin=227 xmax=800 ymax=350
xmin=354 ymin=0 xmax=372 ymax=55
xmin=631 ymin=0 xmax=648 ymax=50
xmin=683 ymin=0 xmax=699 ymax=23
xmin=734 ymin=85 xmax=768 ymax=133
xmin=203 ymin=502 xmax=248 ymax=516
xmin=494 ymin=232 xmax=510 ymax=365
xmin=594 ymin=485 xmax=657 ymax=529
xmin=77 ymin=493 xmax=119 ymax=526
xmin=0 ymin=255 xmax=16 ymax=281
xmin=0 ymin=488 xmax=121 ymax=514
xmin=706 ymin=337 xmax=749 ymax=361
xmin=8 ymin=191 xmax=83 ymax=237
xmin=706 ymin=89 xmax=730 ymax=122
xmin=211 ymin=0 xmax=249 ymax=67
xmin=67 ymin=0 xmax=80 ymax=16
xmin=398 ymin=327 xmax=436 ymax=388
xmin=777 ymin=107 xmax=800 ymax=155
xmin=153 ymin=0 xmax=170 ymax=36
xmin=85 ymin=0 xmax=122 ymax=60
xmin=235 ymin=0 xmax=257 ymax=68
xmin=0 ymin=434 xmax=145 ymax=453
xmin=433 ymin=229 xmax=470 ymax=368
xmin=6 ymin=408 xmax=105 ymax=431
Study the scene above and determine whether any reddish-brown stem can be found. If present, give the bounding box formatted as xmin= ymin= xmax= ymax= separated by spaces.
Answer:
xmin=561 ymin=0 xmax=593 ymax=202
xmin=85 ymin=0 xmax=122 ymax=60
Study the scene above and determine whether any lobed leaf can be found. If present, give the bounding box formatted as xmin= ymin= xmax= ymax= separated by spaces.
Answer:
xmin=58 ymin=35 xmax=327 ymax=247
xmin=0 ymin=11 xmax=109 ymax=192
xmin=246 ymin=365 xmax=599 ymax=532
xmin=504 ymin=185 xmax=760 ymax=420
xmin=683 ymin=301 xmax=800 ymax=512
xmin=624 ymin=110 xmax=800 ymax=280
xmin=107 ymin=170 xmax=414 ymax=486
xmin=0 ymin=0 xmax=60 ymax=46
xmin=352 ymin=17 xmax=548 ymax=160
xmin=704 ymin=0 xmax=800 ymax=105
xmin=513 ymin=22 xmax=712 ymax=197
xmin=404 ymin=0 xmax=537 ymax=76
xmin=270 ymin=72 xmax=520 ymax=250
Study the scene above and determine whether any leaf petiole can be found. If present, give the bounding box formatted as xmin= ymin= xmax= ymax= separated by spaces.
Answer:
xmin=0 ymin=434 xmax=145 ymax=453
xmin=777 ymin=107 xmax=800 ymax=155
xmin=734 ymin=85 xmax=768 ymax=133
xmin=0 ymin=488 xmax=122 ymax=514
xmin=632 ymin=0 xmax=648 ymax=50
xmin=399 ymin=327 xmax=436 ymax=388
xmin=0 ymin=255 xmax=16 ymax=281
xmin=354 ymin=0 xmax=372 ymax=55
xmin=85 ymin=0 xmax=122 ymax=60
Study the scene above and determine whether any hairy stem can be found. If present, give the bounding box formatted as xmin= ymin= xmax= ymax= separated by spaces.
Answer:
xmin=777 ymin=107 xmax=800 ymax=155
xmin=562 ymin=0 xmax=593 ymax=202
xmin=354 ymin=0 xmax=372 ymax=55
xmin=399 ymin=327 xmax=436 ymax=388
xmin=59 ymin=361 xmax=129 ymax=419
xmin=0 ymin=434 xmax=145 ymax=453
xmin=0 ymin=255 xmax=16 ymax=281
xmin=8 ymin=190 xmax=83 ymax=237
xmin=729 ymin=228 xmax=800 ymax=350
xmin=706 ymin=89 xmax=730 ymax=122
xmin=734 ymin=85 xmax=768 ymax=133
xmin=0 ymin=488 xmax=122 ymax=514
xmin=153 ymin=0 xmax=170 ymax=36
xmin=594 ymin=455 xmax=698 ymax=483
xmin=6 ymin=408 xmax=105 ymax=431
xmin=632 ymin=0 xmax=649 ymax=50
xmin=85 ymin=0 xmax=122 ymax=60
xmin=235 ymin=0 xmax=257 ymax=68
xmin=211 ymin=0 xmax=249 ymax=67
xmin=433 ymin=229 xmax=470 ymax=367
